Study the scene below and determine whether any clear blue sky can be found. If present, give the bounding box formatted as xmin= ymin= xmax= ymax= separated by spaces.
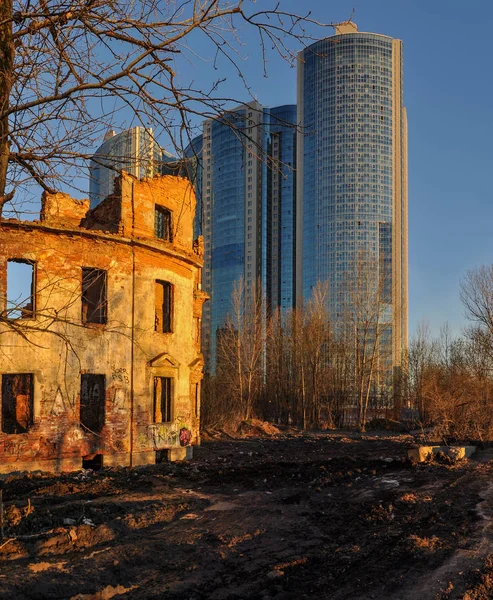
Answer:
xmin=171 ymin=0 xmax=493 ymax=339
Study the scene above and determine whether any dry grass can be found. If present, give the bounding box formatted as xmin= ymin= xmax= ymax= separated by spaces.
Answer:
xmin=408 ymin=534 xmax=444 ymax=554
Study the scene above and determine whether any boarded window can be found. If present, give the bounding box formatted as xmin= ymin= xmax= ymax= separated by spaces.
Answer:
xmin=155 ymin=206 xmax=172 ymax=241
xmin=6 ymin=260 xmax=35 ymax=319
xmin=1 ymin=374 xmax=33 ymax=434
xmin=153 ymin=377 xmax=172 ymax=423
xmin=80 ymin=374 xmax=105 ymax=433
xmin=82 ymin=268 xmax=107 ymax=324
xmin=155 ymin=281 xmax=173 ymax=333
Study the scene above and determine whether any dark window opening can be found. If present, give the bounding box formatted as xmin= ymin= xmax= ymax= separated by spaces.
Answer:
xmin=6 ymin=260 xmax=35 ymax=319
xmin=80 ymin=374 xmax=106 ymax=433
xmin=82 ymin=268 xmax=107 ymax=324
xmin=82 ymin=454 xmax=103 ymax=470
xmin=155 ymin=449 xmax=167 ymax=464
xmin=1 ymin=374 xmax=34 ymax=434
xmin=155 ymin=206 xmax=173 ymax=241
xmin=154 ymin=377 xmax=172 ymax=423
xmin=155 ymin=281 xmax=173 ymax=333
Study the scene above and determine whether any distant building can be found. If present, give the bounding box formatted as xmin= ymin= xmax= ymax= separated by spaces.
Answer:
xmin=89 ymin=127 xmax=178 ymax=207
xmin=186 ymin=102 xmax=297 ymax=370
xmin=296 ymin=22 xmax=408 ymax=386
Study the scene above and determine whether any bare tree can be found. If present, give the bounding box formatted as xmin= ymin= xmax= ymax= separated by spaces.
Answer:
xmin=263 ymin=282 xmax=333 ymax=429
xmin=461 ymin=266 xmax=493 ymax=329
xmin=406 ymin=320 xmax=434 ymax=420
xmin=265 ymin=306 xmax=297 ymax=425
xmin=216 ymin=276 xmax=264 ymax=423
xmin=419 ymin=328 xmax=493 ymax=441
xmin=0 ymin=0 xmax=328 ymax=211
xmin=299 ymin=281 xmax=332 ymax=427
xmin=343 ymin=252 xmax=393 ymax=431
xmin=403 ymin=319 xmax=493 ymax=442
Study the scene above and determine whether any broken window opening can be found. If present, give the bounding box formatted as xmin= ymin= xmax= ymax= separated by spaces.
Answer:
xmin=155 ymin=206 xmax=173 ymax=241
xmin=80 ymin=374 xmax=106 ymax=433
xmin=82 ymin=268 xmax=107 ymax=324
xmin=153 ymin=376 xmax=172 ymax=423
xmin=1 ymin=374 xmax=34 ymax=434
xmin=155 ymin=449 xmax=167 ymax=464
xmin=82 ymin=454 xmax=103 ymax=470
xmin=155 ymin=280 xmax=173 ymax=333
xmin=6 ymin=260 xmax=35 ymax=319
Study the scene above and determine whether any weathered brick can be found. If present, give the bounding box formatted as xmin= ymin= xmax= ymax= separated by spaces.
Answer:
xmin=0 ymin=172 xmax=207 ymax=473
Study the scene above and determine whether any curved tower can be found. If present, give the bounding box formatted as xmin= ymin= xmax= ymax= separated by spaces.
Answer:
xmin=297 ymin=22 xmax=408 ymax=380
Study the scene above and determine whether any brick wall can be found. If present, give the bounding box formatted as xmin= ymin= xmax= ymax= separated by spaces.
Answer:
xmin=0 ymin=173 xmax=206 ymax=473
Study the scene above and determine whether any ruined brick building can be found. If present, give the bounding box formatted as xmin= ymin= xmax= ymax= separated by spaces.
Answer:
xmin=0 ymin=173 xmax=207 ymax=473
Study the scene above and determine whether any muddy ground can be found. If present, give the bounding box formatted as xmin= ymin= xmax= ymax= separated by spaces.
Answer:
xmin=1 ymin=431 xmax=493 ymax=600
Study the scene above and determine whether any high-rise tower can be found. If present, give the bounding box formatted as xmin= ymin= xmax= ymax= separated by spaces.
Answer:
xmin=267 ymin=105 xmax=297 ymax=316
xmin=186 ymin=102 xmax=297 ymax=371
xmin=89 ymin=127 xmax=178 ymax=207
xmin=296 ymin=22 xmax=408 ymax=381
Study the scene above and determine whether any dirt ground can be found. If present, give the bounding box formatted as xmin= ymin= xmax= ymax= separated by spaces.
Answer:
xmin=2 ymin=429 xmax=493 ymax=600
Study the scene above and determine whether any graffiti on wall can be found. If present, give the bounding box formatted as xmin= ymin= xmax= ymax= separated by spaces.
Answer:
xmin=111 ymin=366 xmax=129 ymax=385
xmin=138 ymin=420 xmax=191 ymax=450
xmin=111 ymin=388 xmax=126 ymax=411
xmin=2 ymin=439 xmax=29 ymax=457
xmin=45 ymin=387 xmax=76 ymax=417
xmin=50 ymin=388 xmax=66 ymax=416
xmin=0 ymin=436 xmax=55 ymax=460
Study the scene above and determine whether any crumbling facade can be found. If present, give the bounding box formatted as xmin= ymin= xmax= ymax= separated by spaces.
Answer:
xmin=0 ymin=173 xmax=207 ymax=473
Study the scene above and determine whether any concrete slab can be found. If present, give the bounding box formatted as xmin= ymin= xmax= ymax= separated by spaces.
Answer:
xmin=167 ymin=447 xmax=188 ymax=461
xmin=408 ymin=445 xmax=476 ymax=463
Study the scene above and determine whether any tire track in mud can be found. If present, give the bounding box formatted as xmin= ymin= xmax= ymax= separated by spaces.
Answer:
xmin=391 ymin=472 xmax=493 ymax=600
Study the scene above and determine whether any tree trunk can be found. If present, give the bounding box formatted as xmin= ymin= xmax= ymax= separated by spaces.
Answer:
xmin=358 ymin=373 xmax=366 ymax=432
xmin=0 ymin=0 xmax=14 ymax=204
xmin=245 ymin=373 xmax=253 ymax=421
xmin=301 ymin=362 xmax=307 ymax=430
xmin=237 ymin=330 xmax=243 ymax=420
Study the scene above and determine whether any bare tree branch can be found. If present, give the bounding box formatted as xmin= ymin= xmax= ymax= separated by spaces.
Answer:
xmin=0 ymin=0 xmax=330 ymax=208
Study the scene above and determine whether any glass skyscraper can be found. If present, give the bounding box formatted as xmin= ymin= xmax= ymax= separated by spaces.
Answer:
xmin=296 ymin=21 xmax=408 ymax=379
xmin=267 ymin=105 xmax=297 ymax=315
xmin=89 ymin=127 xmax=177 ymax=207
xmin=186 ymin=102 xmax=297 ymax=370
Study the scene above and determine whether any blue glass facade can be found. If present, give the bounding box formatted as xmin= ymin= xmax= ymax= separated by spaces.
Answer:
xmin=185 ymin=134 xmax=203 ymax=238
xmin=186 ymin=103 xmax=297 ymax=371
xmin=209 ymin=110 xmax=248 ymax=366
xmin=266 ymin=105 xmax=297 ymax=314
xmin=297 ymin=27 xmax=407 ymax=375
